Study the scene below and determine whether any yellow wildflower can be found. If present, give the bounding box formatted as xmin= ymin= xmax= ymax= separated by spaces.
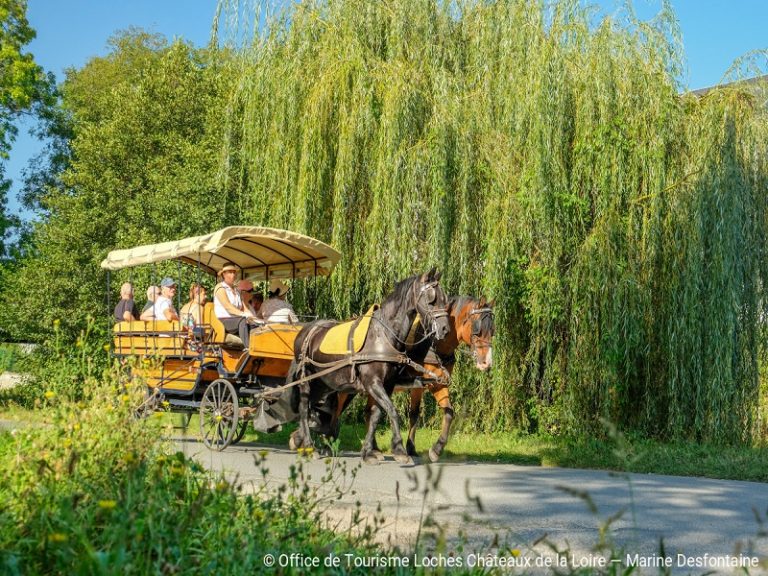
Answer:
xmin=98 ymin=500 xmax=117 ymax=510
xmin=48 ymin=533 xmax=68 ymax=543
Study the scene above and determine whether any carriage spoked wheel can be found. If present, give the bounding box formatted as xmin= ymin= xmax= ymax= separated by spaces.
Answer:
xmin=231 ymin=419 xmax=250 ymax=445
xmin=199 ymin=379 xmax=239 ymax=450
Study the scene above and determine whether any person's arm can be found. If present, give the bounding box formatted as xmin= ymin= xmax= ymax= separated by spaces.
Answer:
xmin=163 ymin=307 xmax=179 ymax=322
xmin=122 ymin=309 xmax=135 ymax=322
xmin=214 ymin=286 xmax=251 ymax=318
xmin=139 ymin=307 xmax=154 ymax=321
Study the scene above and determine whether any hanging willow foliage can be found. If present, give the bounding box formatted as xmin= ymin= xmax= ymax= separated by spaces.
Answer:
xmin=216 ymin=0 xmax=768 ymax=444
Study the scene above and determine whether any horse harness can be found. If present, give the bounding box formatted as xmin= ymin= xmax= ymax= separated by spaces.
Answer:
xmin=262 ymin=285 xmax=450 ymax=398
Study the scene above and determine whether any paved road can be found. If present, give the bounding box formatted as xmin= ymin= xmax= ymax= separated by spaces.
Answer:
xmin=178 ymin=437 xmax=768 ymax=573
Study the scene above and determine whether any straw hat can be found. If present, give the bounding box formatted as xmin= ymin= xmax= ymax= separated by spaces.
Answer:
xmin=269 ymin=279 xmax=289 ymax=296
xmin=237 ymin=279 xmax=254 ymax=292
xmin=218 ymin=264 xmax=239 ymax=277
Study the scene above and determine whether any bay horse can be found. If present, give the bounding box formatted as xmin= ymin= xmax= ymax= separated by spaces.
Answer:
xmin=287 ymin=270 xmax=451 ymax=464
xmin=336 ymin=296 xmax=494 ymax=462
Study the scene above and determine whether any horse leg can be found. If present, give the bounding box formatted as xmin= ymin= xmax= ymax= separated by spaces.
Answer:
xmin=367 ymin=379 xmax=412 ymax=465
xmin=428 ymin=385 xmax=453 ymax=462
xmin=292 ymin=381 xmax=314 ymax=453
xmin=328 ymin=392 xmax=348 ymax=441
xmin=406 ymin=388 xmax=424 ymax=457
xmin=363 ymin=396 xmax=385 ymax=460
xmin=361 ymin=402 xmax=384 ymax=465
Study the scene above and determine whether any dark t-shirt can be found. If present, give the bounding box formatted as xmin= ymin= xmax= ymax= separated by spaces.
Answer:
xmin=114 ymin=298 xmax=140 ymax=322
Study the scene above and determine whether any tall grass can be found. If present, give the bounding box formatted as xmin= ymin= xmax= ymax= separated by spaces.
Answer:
xmin=217 ymin=0 xmax=768 ymax=444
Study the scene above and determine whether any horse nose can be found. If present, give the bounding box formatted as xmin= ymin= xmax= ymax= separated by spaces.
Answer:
xmin=476 ymin=348 xmax=492 ymax=371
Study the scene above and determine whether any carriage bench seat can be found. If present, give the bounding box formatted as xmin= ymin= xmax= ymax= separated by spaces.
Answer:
xmin=112 ymin=320 xmax=189 ymax=357
xmin=202 ymin=303 xmax=244 ymax=348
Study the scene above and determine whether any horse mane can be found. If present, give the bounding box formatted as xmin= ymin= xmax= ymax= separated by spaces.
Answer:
xmin=448 ymin=295 xmax=479 ymax=316
xmin=382 ymin=270 xmax=438 ymax=310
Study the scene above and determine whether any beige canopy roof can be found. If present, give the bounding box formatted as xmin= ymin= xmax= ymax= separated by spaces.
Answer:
xmin=100 ymin=226 xmax=341 ymax=280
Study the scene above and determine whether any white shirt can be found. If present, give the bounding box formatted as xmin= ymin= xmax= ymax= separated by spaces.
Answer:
xmin=152 ymin=296 xmax=176 ymax=321
xmin=214 ymin=283 xmax=244 ymax=319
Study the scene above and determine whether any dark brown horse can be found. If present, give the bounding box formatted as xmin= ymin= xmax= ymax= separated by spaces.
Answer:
xmin=287 ymin=270 xmax=451 ymax=464
xmin=336 ymin=296 xmax=494 ymax=462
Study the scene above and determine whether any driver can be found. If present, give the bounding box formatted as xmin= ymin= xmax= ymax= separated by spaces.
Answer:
xmin=214 ymin=264 xmax=255 ymax=344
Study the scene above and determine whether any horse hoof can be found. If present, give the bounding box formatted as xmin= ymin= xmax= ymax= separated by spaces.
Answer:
xmin=362 ymin=454 xmax=381 ymax=465
xmin=428 ymin=447 xmax=441 ymax=463
xmin=370 ymin=450 xmax=385 ymax=462
xmin=288 ymin=431 xmax=302 ymax=451
xmin=406 ymin=443 xmax=417 ymax=457
xmin=394 ymin=453 xmax=414 ymax=465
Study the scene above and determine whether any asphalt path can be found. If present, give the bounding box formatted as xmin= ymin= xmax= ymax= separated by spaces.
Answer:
xmin=177 ymin=436 xmax=768 ymax=574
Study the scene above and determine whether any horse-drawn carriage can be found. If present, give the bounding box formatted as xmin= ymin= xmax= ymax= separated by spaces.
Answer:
xmin=101 ymin=226 xmax=342 ymax=449
xmin=103 ymin=226 xmax=494 ymax=461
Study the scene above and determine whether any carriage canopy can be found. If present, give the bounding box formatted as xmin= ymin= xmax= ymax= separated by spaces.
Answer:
xmin=100 ymin=226 xmax=341 ymax=280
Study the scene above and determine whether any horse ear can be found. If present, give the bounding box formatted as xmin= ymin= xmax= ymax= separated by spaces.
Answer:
xmin=423 ymin=267 xmax=436 ymax=281
xmin=478 ymin=296 xmax=486 ymax=307
xmin=434 ymin=269 xmax=441 ymax=281
xmin=488 ymin=298 xmax=495 ymax=308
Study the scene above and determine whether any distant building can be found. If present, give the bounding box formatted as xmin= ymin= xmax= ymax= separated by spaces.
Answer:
xmin=689 ymin=74 xmax=768 ymax=97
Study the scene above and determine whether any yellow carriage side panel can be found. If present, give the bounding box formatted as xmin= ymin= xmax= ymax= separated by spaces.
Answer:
xmin=249 ymin=324 xmax=302 ymax=359
xmin=256 ymin=357 xmax=293 ymax=378
xmin=135 ymin=358 xmax=200 ymax=391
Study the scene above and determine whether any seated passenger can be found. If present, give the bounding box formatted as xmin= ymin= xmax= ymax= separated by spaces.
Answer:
xmin=237 ymin=279 xmax=262 ymax=318
xmin=214 ymin=265 xmax=254 ymax=344
xmin=179 ymin=282 xmax=207 ymax=328
xmin=114 ymin=282 xmax=139 ymax=322
xmin=257 ymin=279 xmax=299 ymax=324
xmin=151 ymin=277 xmax=180 ymax=322
xmin=139 ymin=285 xmax=160 ymax=320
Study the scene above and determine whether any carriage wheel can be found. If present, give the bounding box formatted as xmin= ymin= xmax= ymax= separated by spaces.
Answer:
xmin=231 ymin=419 xmax=250 ymax=445
xmin=199 ymin=379 xmax=239 ymax=450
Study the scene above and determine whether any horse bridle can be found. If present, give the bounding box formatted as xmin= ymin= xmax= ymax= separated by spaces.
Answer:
xmin=468 ymin=306 xmax=494 ymax=358
xmin=415 ymin=280 xmax=449 ymax=339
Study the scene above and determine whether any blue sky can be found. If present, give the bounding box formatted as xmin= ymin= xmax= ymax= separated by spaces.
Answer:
xmin=5 ymin=0 xmax=768 ymax=221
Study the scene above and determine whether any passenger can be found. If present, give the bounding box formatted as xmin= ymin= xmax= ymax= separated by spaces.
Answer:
xmin=139 ymin=285 xmax=160 ymax=320
xmin=214 ymin=264 xmax=254 ymax=344
xmin=151 ymin=277 xmax=180 ymax=322
xmin=237 ymin=279 xmax=262 ymax=318
xmin=257 ymin=279 xmax=299 ymax=324
xmin=113 ymin=282 xmax=139 ymax=322
xmin=179 ymin=283 xmax=207 ymax=328
xmin=252 ymin=292 xmax=264 ymax=316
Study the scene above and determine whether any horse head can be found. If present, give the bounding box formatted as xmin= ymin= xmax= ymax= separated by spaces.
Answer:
xmin=414 ymin=268 xmax=451 ymax=342
xmin=467 ymin=297 xmax=494 ymax=371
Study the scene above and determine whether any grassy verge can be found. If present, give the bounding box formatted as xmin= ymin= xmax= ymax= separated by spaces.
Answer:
xmin=3 ymin=401 xmax=767 ymax=482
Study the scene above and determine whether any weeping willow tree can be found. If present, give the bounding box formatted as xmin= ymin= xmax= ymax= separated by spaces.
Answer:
xmin=215 ymin=0 xmax=768 ymax=444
